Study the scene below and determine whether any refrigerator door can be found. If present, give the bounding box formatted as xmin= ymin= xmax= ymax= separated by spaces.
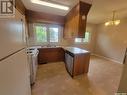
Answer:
xmin=0 ymin=9 xmax=26 ymax=60
xmin=0 ymin=49 xmax=31 ymax=95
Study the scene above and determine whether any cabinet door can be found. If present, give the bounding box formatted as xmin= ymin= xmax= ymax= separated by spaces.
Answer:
xmin=65 ymin=53 xmax=74 ymax=75
xmin=69 ymin=17 xmax=75 ymax=38
xmin=64 ymin=21 xmax=71 ymax=38
xmin=38 ymin=48 xmax=64 ymax=63
xmin=64 ymin=19 xmax=72 ymax=38
xmin=64 ymin=21 xmax=69 ymax=38
xmin=72 ymin=14 xmax=79 ymax=37
xmin=64 ymin=14 xmax=79 ymax=38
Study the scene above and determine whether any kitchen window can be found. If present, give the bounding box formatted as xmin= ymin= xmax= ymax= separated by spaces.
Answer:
xmin=75 ymin=32 xmax=91 ymax=43
xmin=35 ymin=26 xmax=47 ymax=43
xmin=34 ymin=24 xmax=60 ymax=43
xmin=49 ymin=27 xmax=59 ymax=42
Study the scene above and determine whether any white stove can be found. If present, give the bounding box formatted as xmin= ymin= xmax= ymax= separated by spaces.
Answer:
xmin=27 ymin=47 xmax=39 ymax=85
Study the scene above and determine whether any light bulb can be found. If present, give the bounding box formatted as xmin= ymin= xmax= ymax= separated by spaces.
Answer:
xmin=114 ymin=20 xmax=120 ymax=25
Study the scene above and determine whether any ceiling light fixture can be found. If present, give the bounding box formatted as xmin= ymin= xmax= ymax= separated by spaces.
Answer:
xmin=105 ymin=11 xmax=120 ymax=26
xmin=31 ymin=0 xmax=69 ymax=11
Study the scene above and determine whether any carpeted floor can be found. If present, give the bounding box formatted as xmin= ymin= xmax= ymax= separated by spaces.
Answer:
xmin=32 ymin=55 xmax=123 ymax=95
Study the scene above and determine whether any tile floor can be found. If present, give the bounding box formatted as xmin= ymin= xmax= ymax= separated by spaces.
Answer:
xmin=32 ymin=55 xmax=123 ymax=95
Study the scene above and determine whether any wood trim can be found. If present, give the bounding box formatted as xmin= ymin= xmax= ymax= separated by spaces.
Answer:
xmin=79 ymin=1 xmax=91 ymax=15
xmin=26 ymin=10 xmax=65 ymax=25
xmin=15 ymin=0 xmax=26 ymax=15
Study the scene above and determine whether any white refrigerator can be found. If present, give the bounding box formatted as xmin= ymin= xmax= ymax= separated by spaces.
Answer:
xmin=0 ymin=9 xmax=31 ymax=95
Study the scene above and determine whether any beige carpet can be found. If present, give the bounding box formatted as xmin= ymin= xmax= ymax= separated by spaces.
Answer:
xmin=32 ymin=55 xmax=123 ymax=95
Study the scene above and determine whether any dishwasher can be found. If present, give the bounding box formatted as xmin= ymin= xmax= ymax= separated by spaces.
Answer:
xmin=65 ymin=51 xmax=74 ymax=76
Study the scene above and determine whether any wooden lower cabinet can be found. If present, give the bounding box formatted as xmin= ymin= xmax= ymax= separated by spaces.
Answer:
xmin=65 ymin=50 xmax=90 ymax=77
xmin=38 ymin=47 xmax=64 ymax=64
xmin=38 ymin=47 xmax=90 ymax=77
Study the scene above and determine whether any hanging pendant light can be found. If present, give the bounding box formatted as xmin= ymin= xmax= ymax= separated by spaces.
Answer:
xmin=105 ymin=11 xmax=120 ymax=26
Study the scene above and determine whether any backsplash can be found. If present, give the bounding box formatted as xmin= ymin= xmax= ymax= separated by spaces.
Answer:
xmin=27 ymin=23 xmax=97 ymax=53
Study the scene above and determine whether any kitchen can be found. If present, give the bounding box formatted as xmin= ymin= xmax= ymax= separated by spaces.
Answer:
xmin=0 ymin=0 xmax=127 ymax=95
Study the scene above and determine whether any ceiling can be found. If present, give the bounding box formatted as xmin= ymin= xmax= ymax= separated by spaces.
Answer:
xmin=21 ymin=0 xmax=127 ymax=24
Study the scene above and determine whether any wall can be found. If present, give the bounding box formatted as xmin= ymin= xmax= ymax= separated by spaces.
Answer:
xmin=71 ymin=23 xmax=97 ymax=52
xmin=117 ymin=55 xmax=127 ymax=93
xmin=26 ymin=10 xmax=65 ymax=25
xmin=28 ymin=17 xmax=127 ymax=64
xmin=28 ymin=23 xmax=97 ymax=53
xmin=94 ymin=18 xmax=127 ymax=63
xmin=28 ymin=22 xmax=72 ymax=46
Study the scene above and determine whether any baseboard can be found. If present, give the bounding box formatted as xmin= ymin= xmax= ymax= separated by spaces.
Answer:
xmin=91 ymin=53 xmax=123 ymax=64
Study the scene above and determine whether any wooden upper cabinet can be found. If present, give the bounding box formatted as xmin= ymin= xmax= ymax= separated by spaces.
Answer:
xmin=26 ymin=10 xmax=65 ymax=26
xmin=15 ymin=0 xmax=26 ymax=15
xmin=64 ymin=1 xmax=91 ymax=38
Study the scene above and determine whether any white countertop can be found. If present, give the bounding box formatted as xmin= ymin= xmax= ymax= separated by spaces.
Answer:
xmin=28 ymin=46 xmax=90 ymax=54
xmin=63 ymin=47 xmax=90 ymax=54
xmin=28 ymin=46 xmax=61 ymax=49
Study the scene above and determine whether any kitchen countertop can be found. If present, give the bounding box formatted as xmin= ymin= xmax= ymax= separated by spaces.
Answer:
xmin=28 ymin=46 xmax=61 ymax=49
xmin=63 ymin=47 xmax=90 ymax=54
xmin=28 ymin=46 xmax=90 ymax=54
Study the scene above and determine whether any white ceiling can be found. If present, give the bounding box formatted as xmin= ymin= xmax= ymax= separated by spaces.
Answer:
xmin=22 ymin=0 xmax=127 ymax=24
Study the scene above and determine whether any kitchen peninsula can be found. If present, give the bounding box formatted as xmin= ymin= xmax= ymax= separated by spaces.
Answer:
xmin=38 ymin=46 xmax=90 ymax=77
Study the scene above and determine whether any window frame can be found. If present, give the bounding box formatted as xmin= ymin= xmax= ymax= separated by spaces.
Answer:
xmin=33 ymin=23 xmax=61 ymax=44
xmin=49 ymin=27 xmax=59 ymax=43
xmin=75 ymin=31 xmax=91 ymax=44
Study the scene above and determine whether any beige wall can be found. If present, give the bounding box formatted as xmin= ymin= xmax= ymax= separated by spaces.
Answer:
xmin=28 ymin=19 xmax=127 ymax=64
xmin=71 ymin=23 xmax=97 ymax=52
xmin=28 ymin=22 xmax=72 ymax=46
xmin=94 ymin=18 xmax=127 ymax=63
xmin=28 ymin=23 xmax=97 ymax=53
xmin=117 ymin=53 xmax=127 ymax=93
